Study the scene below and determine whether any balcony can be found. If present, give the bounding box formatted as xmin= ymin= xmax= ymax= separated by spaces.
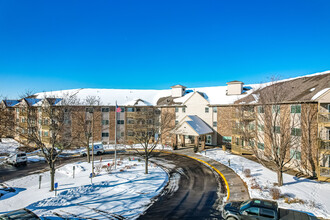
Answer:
xmin=318 ymin=113 xmax=330 ymax=124
xmin=320 ymin=140 xmax=330 ymax=152
xmin=318 ymin=167 xmax=330 ymax=181
xmin=231 ymin=144 xmax=253 ymax=155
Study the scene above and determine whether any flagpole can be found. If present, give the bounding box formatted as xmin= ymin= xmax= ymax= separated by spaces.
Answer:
xmin=114 ymin=101 xmax=117 ymax=170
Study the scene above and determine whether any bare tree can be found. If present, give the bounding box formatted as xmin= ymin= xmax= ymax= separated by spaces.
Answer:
xmin=300 ymin=103 xmax=318 ymax=178
xmin=126 ymin=107 xmax=175 ymax=174
xmin=71 ymin=96 xmax=101 ymax=163
xmin=238 ymin=78 xmax=302 ymax=186
xmin=0 ymin=96 xmax=15 ymax=142
xmin=14 ymin=94 xmax=76 ymax=191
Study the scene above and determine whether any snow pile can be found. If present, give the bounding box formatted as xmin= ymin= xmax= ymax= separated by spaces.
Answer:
xmin=27 ymin=155 xmax=45 ymax=163
xmin=0 ymin=139 xmax=20 ymax=155
xmin=57 ymin=164 xmax=86 ymax=176
xmin=199 ymin=149 xmax=330 ymax=218
xmin=103 ymin=144 xmax=173 ymax=151
xmin=0 ymin=158 xmax=168 ymax=219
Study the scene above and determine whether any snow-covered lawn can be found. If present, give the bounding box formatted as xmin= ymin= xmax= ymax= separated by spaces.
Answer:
xmin=199 ymin=149 xmax=330 ymax=219
xmin=0 ymin=157 xmax=168 ymax=219
xmin=0 ymin=138 xmax=20 ymax=155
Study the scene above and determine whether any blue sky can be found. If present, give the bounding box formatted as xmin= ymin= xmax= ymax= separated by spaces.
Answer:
xmin=1 ymin=0 xmax=330 ymax=98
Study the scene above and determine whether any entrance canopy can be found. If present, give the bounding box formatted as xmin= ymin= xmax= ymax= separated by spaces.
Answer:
xmin=173 ymin=115 xmax=213 ymax=136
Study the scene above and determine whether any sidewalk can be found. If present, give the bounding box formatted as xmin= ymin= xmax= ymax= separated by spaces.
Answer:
xmin=174 ymin=148 xmax=250 ymax=202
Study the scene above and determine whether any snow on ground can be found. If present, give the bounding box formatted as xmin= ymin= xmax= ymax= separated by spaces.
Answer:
xmin=199 ymin=149 xmax=330 ymax=219
xmin=0 ymin=157 xmax=168 ymax=219
xmin=103 ymin=144 xmax=173 ymax=151
xmin=0 ymin=138 xmax=20 ymax=155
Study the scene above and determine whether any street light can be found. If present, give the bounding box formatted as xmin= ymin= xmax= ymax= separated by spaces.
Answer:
xmin=89 ymin=108 xmax=95 ymax=177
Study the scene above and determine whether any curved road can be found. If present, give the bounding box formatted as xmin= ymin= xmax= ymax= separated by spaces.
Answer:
xmin=0 ymin=152 xmax=225 ymax=219
xmin=140 ymin=153 xmax=224 ymax=219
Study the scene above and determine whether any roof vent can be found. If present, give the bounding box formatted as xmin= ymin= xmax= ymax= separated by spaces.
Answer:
xmin=226 ymin=81 xmax=244 ymax=95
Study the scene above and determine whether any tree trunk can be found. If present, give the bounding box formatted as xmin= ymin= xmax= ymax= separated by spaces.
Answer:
xmin=87 ymin=146 xmax=91 ymax=163
xmin=50 ymin=163 xmax=55 ymax=191
xmin=277 ymin=169 xmax=283 ymax=186
xmin=145 ymin=157 xmax=149 ymax=174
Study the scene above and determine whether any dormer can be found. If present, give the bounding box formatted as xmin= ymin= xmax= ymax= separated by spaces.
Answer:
xmin=171 ymin=85 xmax=186 ymax=98
xmin=227 ymin=81 xmax=244 ymax=95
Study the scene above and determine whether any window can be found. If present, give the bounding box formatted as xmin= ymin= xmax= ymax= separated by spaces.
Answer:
xmin=249 ymin=140 xmax=255 ymax=147
xmin=182 ymin=107 xmax=186 ymax=113
xmin=117 ymin=120 xmax=124 ymax=125
xmin=244 ymin=207 xmax=259 ymax=216
xmin=272 ymin=105 xmax=280 ymax=113
xmin=16 ymin=118 xmax=19 ymax=123
xmin=258 ymin=124 xmax=264 ymax=131
xmin=102 ymin=132 xmax=109 ymax=137
xmin=258 ymin=142 xmax=265 ymax=150
xmin=291 ymin=128 xmax=302 ymax=136
xmin=205 ymin=107 xmax=209 ymax=113
xmin=44 ymin=119 xmax=48 ymax=125
xmin=213 ymin=121 xmax=217 ymax=127
xmin=127 ymin=107 xmax=135 ymax=112
xmin=127 ymin=130 xmax=134 ymax=136
xmin=290 ymin=149 xmax=301 ymax=160
xmin=85 ymin=107 xmax=94 ymax=113
xmin=222 ymin=136 xmax=232 ymax=143
xmin=175 ymin=107 xmax=179 ymax=113
xmin=175 ymin=120 xmax=178 ymax=125
xmin=127 ymin=118 xmax=134 ymax=124
xmin=102 ymin=120 xmax=109 ymax=125
xmin=249 ymin=123 xmax=255 ymax=131
xmin=257 ymin=106 xmax=264 ymax=113
xmin=147 ymin=119 xmax=153 ymax=124
xmin=206 ymin=135 xmax=212 ymax=144
xmin=260 ymin=208 xmax=275 ymax=218
xmin=247 ymin=106 xmax=254 ymax=112
xmin=274 ymin=126 xmax=281 ymax=134
xmin=16 ymin=108 xmax=19 ymax=113
xmin=291 ymin=104 xmax=301 ymax=113
xmin=101 ymin=108 xmax=109 ymax=112
xmin=38 ymin=108 xmax=42 ymax=112
xmin=213 ymin=107 xmax=217 ymax=113
xmin=39 ymin=119 xmax=42 ymax=125
xmin=44 ymin=131 xmax=49 ymax=137
xmin=120 ymin=132 xmax=125 ymax=137
xmin=21 ymin=118 xmax=25 ymax=123
xmin=120 ymin=107 xmax=125 ymax=112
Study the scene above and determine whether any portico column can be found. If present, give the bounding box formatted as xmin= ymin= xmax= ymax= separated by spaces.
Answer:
xmin=181 ymin=135 xmax=185 ymax=147
xmin=194 ymin=136 xmax=199 ymax=147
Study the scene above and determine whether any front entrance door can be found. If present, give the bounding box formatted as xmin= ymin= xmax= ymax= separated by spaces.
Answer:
xmin=206 ymin=135 xmax=212 ymax=145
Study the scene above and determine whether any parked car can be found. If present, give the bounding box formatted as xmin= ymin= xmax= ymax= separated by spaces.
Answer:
xmin=6 ymin=152 xmax=27 ymax=166
xmin=80 ymin=143 xmax=104 ymax=156
xmin=222 ymin=199 xmax=278 ymax=220
xmin=222 ymin=199 xmax=313 ymax=220
xmin=0 ymin=208 xmax=40 ymax=219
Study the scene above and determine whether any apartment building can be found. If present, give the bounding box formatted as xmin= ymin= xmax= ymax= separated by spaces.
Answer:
xmin=1 ymin=71 xmax=329 ymax=181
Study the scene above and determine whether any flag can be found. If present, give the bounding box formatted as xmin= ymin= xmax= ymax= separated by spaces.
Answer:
xmin=116 ymin=103 xmax=121 ymax=113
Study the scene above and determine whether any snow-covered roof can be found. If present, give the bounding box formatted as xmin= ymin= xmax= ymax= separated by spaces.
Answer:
xmin=312 ymin=88 xmax=330 ymax=100
xmin=185 ymin=115 xmax=213 ymax=135
xmin=34 ymin=70 xmax=330 ymax=106
xmin=2 ymin=100 xmax=19 ymax=107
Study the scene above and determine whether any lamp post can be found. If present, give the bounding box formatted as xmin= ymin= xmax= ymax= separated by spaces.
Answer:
xmin=89 ymin=108 xmax=95 ymax=177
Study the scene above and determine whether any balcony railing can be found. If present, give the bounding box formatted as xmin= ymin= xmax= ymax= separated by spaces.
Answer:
xmin=319 ymin=167 xmax=330 ymax=178
xmin=231 ymin=144 xmax=253 ymax=155
xmin=318 ymin=113 xmax=330 ymax=123
xmin=232 ymin=112 xmax=256 ymax=120
xmin=320 ymin=140 xmax=330 ymax=151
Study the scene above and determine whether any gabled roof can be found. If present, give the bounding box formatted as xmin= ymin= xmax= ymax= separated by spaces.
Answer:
xmin=186 ymin=115 xmax=213 ymax=135
xmin=174 ymin=115 xmax=213 ymax=136
xmin=24 ymin=98 xmax=42 ymax=106
xmin=2 ymin=100 xmax=19 ymax=107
